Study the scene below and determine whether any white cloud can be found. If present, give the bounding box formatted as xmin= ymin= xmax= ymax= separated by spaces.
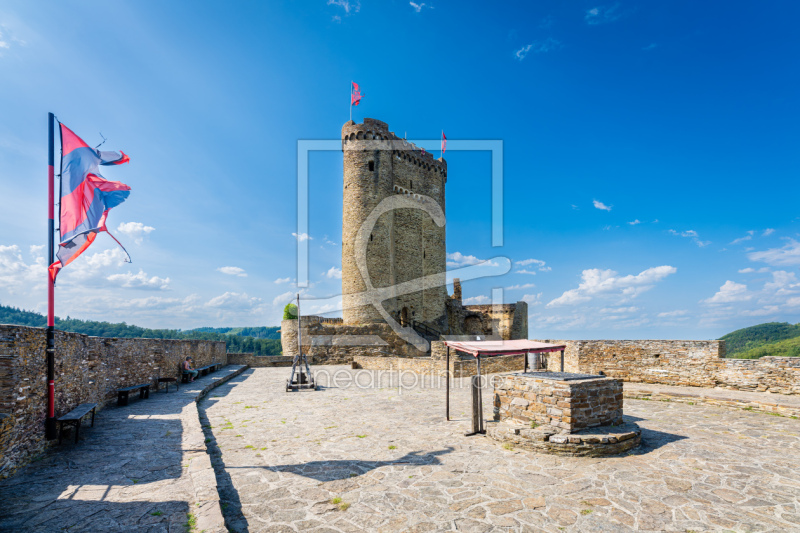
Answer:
xmin=217 ymin=266 xmax=247 ymax=278
xmin=323 ymin=235 xmax=337 ymax=246
xmin=703 ymin=281 xmax=752 ymax=304
xmin=521 ymin=293 xmax=542 ymax=306
xmin=738 ymin=267 xmax=770 ymax=274
xmin=730 ymin=231 xmax=753 ymax=245
xmin=748 ymin=239 xmax=800 ymax=266
xmin=515 ymin=258 xmax=544 ymax=267
xmin=325 ymin=266 xmax=342 ymax=279
xmin=292 ymin=232 xmax=313 ymax=242
xmin=273 ymin=291 xmax=295 ymax=307
xmin=116 ymin=222 xmax=155 ymax=244
xmin=463 ymin=295 xmax=490 ymax=305
xmin=628 ymin=219 xmax=641 ymax=225
xmin=599 ymin=306 xmax=639 ymax=314
xmin=514 ymin=38 xmax=562 ymax=61
xmin=642 ymin=43 xmax=657 ymax=51
xmin=327 ymin=0 xmax=360 ymax=14
xmin=506 ymin=283 xmax=536 ymax=290
xmin=446 ymin=252 xmax=498 ymax=268
xmin=763 ymin=228 xmax=775 ymax=236
xmin=657 ymin=309 xmax=688 ymax=318
xmin=106 ymin=270 xmax=170 ymax=290
xmin=585 ymin=3 xmax=623 ymax=25
xmin=205 ymin=291 xmax=262 ymax=310
xmin=409 ymin=2 xmax=432 ymax=13
xmin=274 ymin=277 xmax=292 ymax=284
xmin=593 ymin=199 xmax=612 ymax=211
xmin=515 ymin=258 xmax=550 ymax=273
xmin=548 ymin=265 xmax=677 ymax=307
xmin=0 ymin=244 xmax=45 ymax=293
xmin=668 ymin=229 xmax=711 ymax=247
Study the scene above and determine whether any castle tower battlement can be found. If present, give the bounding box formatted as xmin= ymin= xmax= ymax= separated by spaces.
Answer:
xmin=341 ymin=118 xmax=448 ymax=328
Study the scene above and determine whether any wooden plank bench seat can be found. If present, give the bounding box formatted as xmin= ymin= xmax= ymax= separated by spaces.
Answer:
xmin=197 ymin=364 xmax=216 ymax=376
xmin=117 ymin=383 xmax=150 ymax=406
xmin=157 ymin=376 xmax=178 ymax=393
xmin=57 ymin=403 xmax=97 ymax=444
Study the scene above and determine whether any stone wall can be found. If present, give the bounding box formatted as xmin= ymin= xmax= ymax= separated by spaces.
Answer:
xmin=493 ymin=374 xmax=623 ymax=433
xmin=0 ymin=324 xmax=226 ymax=478
xmin=713 ymin=356 xmax=800 ymax=395
xmin=535 ymin=339 xmax=800 ymax=396
xmin=226 ymin=354 xmax=293 ymax=367
xmin=281 ymin=318 xmax=423 ymax=362
xmin=351 ymin=352 xmax=524 ymax=378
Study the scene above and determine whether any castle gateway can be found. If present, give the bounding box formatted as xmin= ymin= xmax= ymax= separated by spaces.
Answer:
xmin=281 ymin=118 xmax=527 ymax=361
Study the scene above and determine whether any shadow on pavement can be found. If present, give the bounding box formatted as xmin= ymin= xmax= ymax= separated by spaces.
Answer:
xmin=197 ymin=368 xmax=254 ymax=533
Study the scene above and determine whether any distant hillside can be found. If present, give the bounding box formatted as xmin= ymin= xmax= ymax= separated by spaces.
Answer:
xmin=733 ymin=335 xmax=800 ymax=359
xmin=0 ymin=304 xmax=281 ymax=355
xmin=190 ymin=326 xmax=280 ymax=340
xmin=719 ymin=322 xmax=800 ymax=358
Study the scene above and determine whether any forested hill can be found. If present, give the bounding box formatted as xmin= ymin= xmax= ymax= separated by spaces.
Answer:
xmin=189 ymin=326 xmax=280 ymax=339
xmin=719 ymin=322 xmax=800 ymax=358
xmin=0 ymin=304 xmax=281 ymax=355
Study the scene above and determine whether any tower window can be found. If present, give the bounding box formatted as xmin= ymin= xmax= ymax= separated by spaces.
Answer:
xmin=410 ymin=180 xmax=413 ymax=189
xmin=368 ymin=161 xmax=374 ymax=171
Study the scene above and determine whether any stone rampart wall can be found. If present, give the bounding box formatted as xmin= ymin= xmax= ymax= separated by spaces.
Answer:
xmin=351 ymin=353 xmax=524 ymax=378
xmin=281 ymin=319 xmax=423 ymax=363
xmin=535 ymin=339 xmax=800 ymax=396
xmin=0 ymin=324 xmax=226 ymax=478
xmin=226 ymin=354 xmax=293 ymax=367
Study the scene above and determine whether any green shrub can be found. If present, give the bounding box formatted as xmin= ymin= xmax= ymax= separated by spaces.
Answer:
xmin=283 ymin=303 xmax=298 ymax=320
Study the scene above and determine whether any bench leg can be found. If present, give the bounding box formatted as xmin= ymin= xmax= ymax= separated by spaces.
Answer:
xmin=118 ymin=391 xmax=128 ymax=406
xmin=75 ymin=420 xmax=81 ymax=444
xmin=144 ymin=386 xmax=150 ymax=399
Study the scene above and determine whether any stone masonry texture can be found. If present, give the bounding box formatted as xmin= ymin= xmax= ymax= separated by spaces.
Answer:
xmin=536 ymin=339 xmax=800 ymax=396
xmin=0 ymin=324 xmax=226 ymax=479
xmin=493 ymin=374 xmax=623 ymax=433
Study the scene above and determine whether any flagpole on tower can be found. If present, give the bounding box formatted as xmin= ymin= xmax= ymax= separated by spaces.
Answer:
xmin=45 ymin=112 xmax=57 ymax=440
xmin=349 ymin=81 xmax=352 ymax=122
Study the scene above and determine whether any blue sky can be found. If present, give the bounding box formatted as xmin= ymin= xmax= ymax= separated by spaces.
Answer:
xmin=1 ymin=0 xmax=799 ymax=339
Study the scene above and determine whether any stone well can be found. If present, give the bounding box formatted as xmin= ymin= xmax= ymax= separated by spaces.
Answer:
xmin=489 ymin=371 xmax=640 ymax=456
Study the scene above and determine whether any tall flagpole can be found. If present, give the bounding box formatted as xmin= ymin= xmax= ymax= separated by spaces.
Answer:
xmin=45 ymin=112 xmax=57 ymax=440
xmin=349 ymin=81 xmax=352 ymax=122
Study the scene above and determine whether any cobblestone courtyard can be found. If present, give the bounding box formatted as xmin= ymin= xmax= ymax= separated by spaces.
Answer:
xmin=202 ymin=367 xmax=800 ymax=532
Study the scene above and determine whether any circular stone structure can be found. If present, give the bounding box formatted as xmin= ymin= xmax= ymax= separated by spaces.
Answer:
xmin=487 ymin=419 xmax=642 ymax=457
xmin=491 ymin=371 xmax=641 ymax=456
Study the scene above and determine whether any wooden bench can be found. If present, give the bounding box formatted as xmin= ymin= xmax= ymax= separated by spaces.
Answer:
xmin=57 ymin=403 xmax=97 ymax=444
xmin=197 ymin=364 xmax=216 ymax=376
xmin=117 ymin=383 xmax=150 ymax=406
xmin=156 ymin=376 xmax=178 ymax=393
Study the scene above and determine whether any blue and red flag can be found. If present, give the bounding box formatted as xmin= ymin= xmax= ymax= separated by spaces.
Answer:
xmin=49 ymin=123 xmax=131 ymax=280
xmin=351 ymin=82 xmax=362 ymax=106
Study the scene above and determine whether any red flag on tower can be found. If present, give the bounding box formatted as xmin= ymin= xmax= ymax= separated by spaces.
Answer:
xmin=351 ymin=82 xmax=362 ymax=106
xmin=441 ymin=131 xmax=447 ymax=156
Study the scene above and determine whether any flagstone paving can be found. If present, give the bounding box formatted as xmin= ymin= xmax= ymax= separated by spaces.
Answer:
xmin=0 ymin=366 xmax=245 ymax=533
xmin=202 ymin=367 xmax=800 ymax=532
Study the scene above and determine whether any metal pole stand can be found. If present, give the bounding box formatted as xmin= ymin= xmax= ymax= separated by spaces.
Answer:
xmin=465 ymin=354 xmax=486 ymax=436
xmin=286 ymin=294 xmax=317 ymax=392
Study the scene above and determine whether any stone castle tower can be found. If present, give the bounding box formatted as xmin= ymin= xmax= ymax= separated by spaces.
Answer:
xmin=341 ymin=118 xmax=449 ymax=330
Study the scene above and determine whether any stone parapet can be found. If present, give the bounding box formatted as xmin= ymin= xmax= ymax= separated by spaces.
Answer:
xmin=533 ymin=339 xmax=800 ymax=396
xmin=0 ymin=324 xmax=226 ymax=479
xmin=227 ymin=354 xmax=293 ymax=367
